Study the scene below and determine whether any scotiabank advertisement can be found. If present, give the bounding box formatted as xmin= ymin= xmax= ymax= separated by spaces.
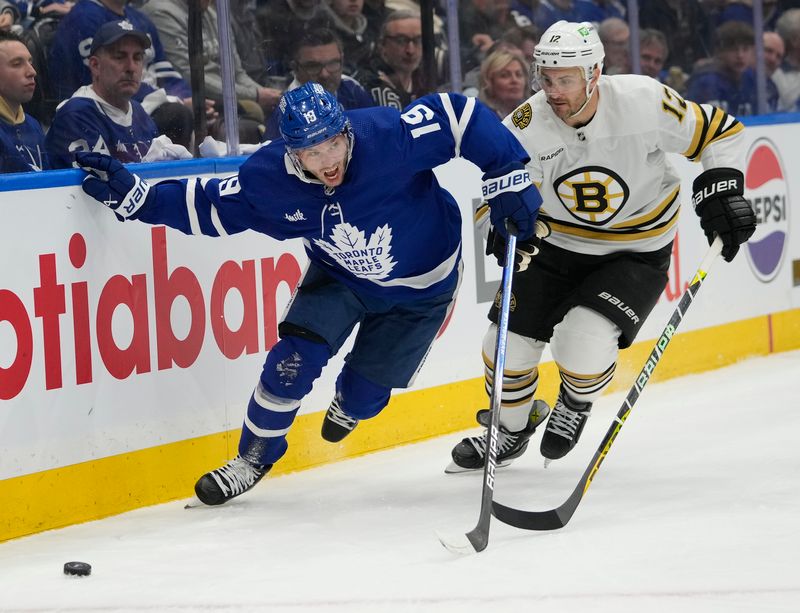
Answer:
xmin=1 ymin=122 xmax=797 ymax=481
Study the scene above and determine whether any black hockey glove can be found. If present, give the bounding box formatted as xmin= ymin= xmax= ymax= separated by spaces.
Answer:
xmin=692 ymin=168 xmax=756 ymax=262
xmin=486 ymin=219 xmax=551 ymax=272
xmin=482 ymin=162 xmax=542 ymax=241
xmin=76 ymin=151 xmax=151 ymax=220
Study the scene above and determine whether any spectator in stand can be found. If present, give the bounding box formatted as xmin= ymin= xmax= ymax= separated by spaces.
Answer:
xmin=639 ymin=28 xmax=669 ymax=81
xmin=0 ymin=30 xmax=48 ymax=172
xmin=500 ymin=24 xmax=541 ymax=63
xmin=460 ymin=0 xmax=533 ymax=73
xmin=0 ymin=0 xmax=20 ymax=31
xmin=686 ymin=20 xmax=777 ymax=115
xmin=47 ymin=0 xmax=196 ymax=148
xmin=355 ymin=10 xmax=426 ymax=109
xmin=4 ymin=0 xmax=74 ymax=26
xmin=229 ymin=0 xmax=270 ymax=85
xmin=257 ymin=0 xmax=333 ymax=78
xmin=478 ymin=49 xmax=530 ymax=118
xmin=763 ymin=30 xmax=785 ymax=77
xmin=46 ymin=20 xmax=190 ymax=168
xmin=462 ymin=39 xmax=522 ymax=97
xmin=264 ymin=28 xmax=373 ymax=140
xmin=773 ymin=9 xmax=800 ymax=110
xmin=322 ymin=0 xmax=377 ymax=74
xmin=714 ymin=0 xmax=782 ymax=30
xmin=142 ymin=0 xmax=282 ymax=144
xmin=532 ymin=0 xmax=625 ymax=38
xmin=639 ymin=0 xmax=712 ymax=74
xmin=598 ymin=17 xmax=630 ymax=74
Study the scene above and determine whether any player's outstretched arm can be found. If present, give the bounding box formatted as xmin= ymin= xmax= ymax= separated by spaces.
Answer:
xmin=692 ymin=167 xmax=756 ymax=262
xmin=481 ymin=162 xmax=543 ymax=241
xmin=76 ymin=151 xmax=254 ymax=237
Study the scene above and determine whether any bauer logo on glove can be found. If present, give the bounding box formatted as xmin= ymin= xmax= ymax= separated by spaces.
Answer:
xmin=482 ymin=168 xmax=531 ymax=197
xmin=692 ymin=167 xmax=756 ymax=262
xmin=482 ymin=162 xmax=543 ymax=241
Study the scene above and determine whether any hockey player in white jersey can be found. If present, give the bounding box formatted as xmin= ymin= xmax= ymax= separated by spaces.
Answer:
xmin=75 ymin=81 xmax=543 ymax=505
xmin=447 ymin=21 xmax=757 ymax=472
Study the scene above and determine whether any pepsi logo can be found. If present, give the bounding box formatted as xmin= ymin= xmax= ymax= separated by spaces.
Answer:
xmin=744 ymin=138 xmax=789 ymax=282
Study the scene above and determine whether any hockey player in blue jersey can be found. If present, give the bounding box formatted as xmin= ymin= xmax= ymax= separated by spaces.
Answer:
xmin=76 ymin=81 xmax=543 ymax=505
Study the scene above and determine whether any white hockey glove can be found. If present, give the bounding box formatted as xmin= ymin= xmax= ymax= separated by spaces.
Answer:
xmin=482 ymin=162 xmax=542 ymax=241
xmin=487 ymin=219 xmax=551 ymax=272
xmin=692 ymin=168 xmax=756 ymax=262
xmin=76 ymin=151 xmax=151 ymax=220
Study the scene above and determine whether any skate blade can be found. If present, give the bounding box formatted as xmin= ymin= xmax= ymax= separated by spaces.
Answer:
xmin=543 ymin=458 xmax=553 ymax=469
xmin=444 ymin=458 xmax=513 ymax=474
xmin=183 ymin=497 xmax=209 ymax=509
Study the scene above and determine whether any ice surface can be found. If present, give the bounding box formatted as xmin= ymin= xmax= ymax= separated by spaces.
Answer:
xmin=1 ymin=351 xmax=799 ymax=612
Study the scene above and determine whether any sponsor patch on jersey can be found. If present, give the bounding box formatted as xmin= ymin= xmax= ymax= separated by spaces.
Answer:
xmin=553 ymin=166 xmax=630 ymax=225
xmin=540 ymin=147 xmax=564 ymax=162
xmin=511 ymin=103 xmax=532 ymax=129
xmin=743 ymin=137 xmax=789 ymax=283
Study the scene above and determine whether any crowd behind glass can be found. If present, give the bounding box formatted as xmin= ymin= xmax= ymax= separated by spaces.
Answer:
xmin=1 ymin=0 xmax=797 ymax=172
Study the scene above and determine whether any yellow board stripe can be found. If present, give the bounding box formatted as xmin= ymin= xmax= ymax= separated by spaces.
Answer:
xmin=2 ymin=309 xmax=798 ymax=542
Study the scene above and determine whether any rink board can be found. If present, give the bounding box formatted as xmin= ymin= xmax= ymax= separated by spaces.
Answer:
xmin=2 ymin=117 xmax=800 ymax=541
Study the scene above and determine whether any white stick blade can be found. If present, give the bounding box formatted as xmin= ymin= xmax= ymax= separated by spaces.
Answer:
xmin=436 ymin=530 xmax=477 ymax=555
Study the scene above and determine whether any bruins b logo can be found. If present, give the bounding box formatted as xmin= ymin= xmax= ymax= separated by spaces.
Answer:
xmin=553 ymin=166 xmax=630 ymax=225
xmin=511 ymin=103 xmax=532 ymax=129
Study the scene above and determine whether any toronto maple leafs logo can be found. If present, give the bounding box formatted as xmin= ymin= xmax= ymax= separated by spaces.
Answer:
xmin=314 ymin=222 xmax=396 ymax=279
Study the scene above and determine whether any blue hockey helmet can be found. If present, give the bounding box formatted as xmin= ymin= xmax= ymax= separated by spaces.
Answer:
xmin=279 ymin=82 xmax=350 ymax=150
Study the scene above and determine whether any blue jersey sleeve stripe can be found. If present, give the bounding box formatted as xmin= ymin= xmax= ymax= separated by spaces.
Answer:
xmin=438 ymin=93 xmax=462 ymax=157
xmin=205 ymin=180 xmax=229 ymax=236
xmin=185 ymin=178 xmax=202 ymax=235
xmin=459 ymin=97 xmax=477 ymax=141
xmin=437 ymin=94 xmax=477 ymax=159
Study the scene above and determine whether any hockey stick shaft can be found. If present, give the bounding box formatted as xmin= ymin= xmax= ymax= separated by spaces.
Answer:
xmin=437 ymin=224 xmax=518 ymax=554
xmin=464 ymin=224 xmax=518 ymax=552
xmin=492 ymin=235 xmax=724 ymax=531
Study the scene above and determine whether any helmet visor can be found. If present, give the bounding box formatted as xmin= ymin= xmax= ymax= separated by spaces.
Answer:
xmin=534 ymin=69 xmax=588 ymax=96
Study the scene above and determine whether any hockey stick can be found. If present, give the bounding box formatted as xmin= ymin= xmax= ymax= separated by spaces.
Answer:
xmin=492 ymin=235 xmax=724 ymax=531
xmin=437 ymin=222 xmax=519 ymax=554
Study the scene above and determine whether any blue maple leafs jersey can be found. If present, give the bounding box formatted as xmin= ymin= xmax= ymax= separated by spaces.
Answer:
xmin=134 ymin=93 xmax=531 ymax=300
xmin=46 ymin=89 xmax=159 ymax=168
xmin=0 ymin=114 xmax=49 ymax=173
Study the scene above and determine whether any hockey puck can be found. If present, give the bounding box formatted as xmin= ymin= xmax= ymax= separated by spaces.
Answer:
xmin=63 ymin=561 xmax=92 ymax=577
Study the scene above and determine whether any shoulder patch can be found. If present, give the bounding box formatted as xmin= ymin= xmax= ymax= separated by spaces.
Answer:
xmin=511 ymin=103 xmax=532 ymax=129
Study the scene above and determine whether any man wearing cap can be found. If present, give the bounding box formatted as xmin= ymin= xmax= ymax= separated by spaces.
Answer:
xmin=47 ymin=0 xmax=197 ymax=148
xmin=45 ymin=20 xmax=189 ymax=168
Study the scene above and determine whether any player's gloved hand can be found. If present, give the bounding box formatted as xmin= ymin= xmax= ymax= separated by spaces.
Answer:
xmin=692 ymin=167 xmax=756 ymax=262
xmin=486 ymin=219 xmax=551 ymax=272
xmin=482 ymin=162 xmax=542 ymax=241
xmin=76 ymin=151 xmax=151 ymax=220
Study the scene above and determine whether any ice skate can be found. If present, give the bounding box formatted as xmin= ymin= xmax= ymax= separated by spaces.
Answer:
xmin=445 ymin=400 xmax=550 ymax=473
xmin=540 ymin=388 xmax=592 ymax=465
xmin=194 ymin=455 xmax=270 ymax=506
xmin=321 ymin=395 xmax=359 ymax=442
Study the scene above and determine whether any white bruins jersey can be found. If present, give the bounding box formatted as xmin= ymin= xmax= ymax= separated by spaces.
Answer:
xmin=492 ymin=74 xmax=745 ymax=255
